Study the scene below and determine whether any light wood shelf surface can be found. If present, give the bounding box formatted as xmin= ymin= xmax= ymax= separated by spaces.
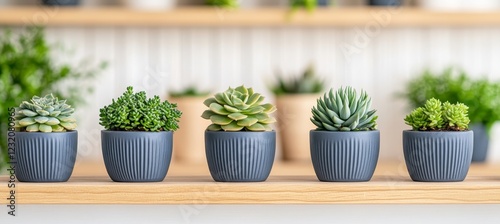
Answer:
xmin=1 ymin=7 xmax=500 ymax=27
xmin=1 ymin=161 xmax=500 ymax=204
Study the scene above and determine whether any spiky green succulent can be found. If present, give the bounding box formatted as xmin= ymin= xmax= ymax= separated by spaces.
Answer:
xmin=202 ymin=85 xmax=277 ymax=132
xmin=15 ymin=94 xmax=76 ymax=132
xmin=405 ymin=98 xmax=470 ymax=131
xmin=311 ymin=87 xmax=378 ymax=131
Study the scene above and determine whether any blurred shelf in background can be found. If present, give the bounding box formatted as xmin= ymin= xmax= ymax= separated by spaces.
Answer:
xmin=2 ymin=7 xmax=500 ymax=27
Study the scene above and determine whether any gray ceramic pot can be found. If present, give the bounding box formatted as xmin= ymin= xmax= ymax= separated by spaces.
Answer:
xmin=15 ymin=131 xmax=78 ymax=182
xmin=42 ymin=0 xmax=80 ymax=6
xmin=310 ymin=130 xmax=380 ymax=182
xmin=101 ymin=131 xmax=173 ymax=182
xmin=470 ymin=123 xmax=489 ymax=162
xmin=205 ymin=131 xmax=276 ymax=182
xmin=403 ymin=130 xmax=473 ymax=182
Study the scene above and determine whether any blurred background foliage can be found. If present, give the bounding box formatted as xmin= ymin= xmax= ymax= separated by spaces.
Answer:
xmin=402 ymin=68 xmax=500 ymax=132
xmin=0 ymin=27 xmax=106 ymax=170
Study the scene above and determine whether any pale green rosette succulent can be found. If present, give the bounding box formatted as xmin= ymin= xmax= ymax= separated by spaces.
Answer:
xmin=202 ymin=85 xmax=277 ymax=131
xmin=15 ymin=94 xmax=76 ymax=132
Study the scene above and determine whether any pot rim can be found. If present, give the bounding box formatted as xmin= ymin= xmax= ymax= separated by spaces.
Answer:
xmin=205 ymin=130 xmax=275 ymax=134
xmin=310 ymin=129 xmax=380 ymax=133
xmin=101 ymin=130 xmax=172 ymax=133
xmin=403 ymin=130 xmax=473 ymax=133
xmin=15 ymin=130 xmax=77 ymax=134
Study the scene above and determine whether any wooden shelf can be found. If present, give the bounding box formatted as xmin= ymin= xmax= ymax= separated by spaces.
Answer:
xmin=1 ymin=161 xmax=500 ymax=204
xmin=1 ymin=7 xmax=500 ymax=27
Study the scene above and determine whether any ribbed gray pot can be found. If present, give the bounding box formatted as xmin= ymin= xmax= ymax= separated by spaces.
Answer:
xmin=403 ymin=130 xmax=473 ymax=182
xmin=310 ymin=130 xmax=380 ymax=182
xmin=15 ymin=131 xmax=78 ymax=182
xmin=101 ymin=131 xmax=172 ymax=182
xmin=205 ymin=131 xmax=276 ymax=182
xmin=470 ymin=123 xmax=490 ymax=162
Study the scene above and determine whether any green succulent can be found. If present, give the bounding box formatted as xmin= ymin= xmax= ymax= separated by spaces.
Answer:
xmin=271 ymin=65 xmax=324 ymax=95
xmin=311 ymin=87 xmax=378 ymax=131
xmin=202 ymin=85 xmax=277 ymax=132
xmin=99 ymin=86 xmax=182 ymax=132
xmin=14 ymin=94 xmax=76 ymax=133
xmin=405 ymin=98 xmax=470 ymax=131
xmin=206 ymin=0 xmax=238 ymax=8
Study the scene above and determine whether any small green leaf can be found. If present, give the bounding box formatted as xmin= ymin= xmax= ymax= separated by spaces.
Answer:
xmin=203 ymin=98 xmax=218 ymax=107
xmin=20 ymin=109 xmax=37 ymax=117
xmin=36 ymin=109 xmax=50 ymax=116
xmin=237 ymin=117 xmax=258 ymax=127
xmin=26 ymin=124 xmax=39 ymax=132
xmin=210 ymin=115 xmax=233 ymax=125
xmin=209 ymin=103 xmax=230 ymax=115
xmin=247 ymin=123 xmax=266 ymax=131
xmin=224 ymin=105 xmax=241 ymax=113
xmin=228 ymin=113 xmax=247 ymax=121
xmin=60 ymin=122 xmax=77 ymax=130
xmin=19 ymin=117 xmax=36 ymax=126
xmin=221 ymin=122 xmax=244 ymax=131
xmin=207 ymin=124 xmax=222 ymax=131
xmin=201 ymin=110 xmax=216 ymax=119
xmin=51 ymin=125 xmax=65 ymax=132
xmin=262 ymin=104 xmax=277 ymax=113
xmin=49 ymin=111 xmax=61 ymax=117
xmin=34 ymin=116 xmax=49 ymax=124
xmin=39 ymin=124 xmax=52 ymax=133
xmin=45 ymin=117 xmax=61 ymax=125
xmin=244 ymin=106 xmax=264 ymax=115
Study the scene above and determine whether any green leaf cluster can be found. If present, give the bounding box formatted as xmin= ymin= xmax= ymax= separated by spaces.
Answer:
xmin=311 ymin=87 xmax=378 ymax=131
xmin=404 ymin=98 xmax=470 ymax=131
xmin=206 ymin=0 xmax=238 ymax=8
xmin=15 ymin=94 xmax=76 ymax=132
xmin=402 ymin=68 xmax=500 ymax=131
xmin=99 ymin=87 xmax=182 ymax=132
xmin=0 ymin=27 xmax=105 ymax=170
xmin=202 ymin=85 xmax=277 ymax=132
xmin=290 ymin=0 xmax=318 ymax=12
xmin=271 ymin=65 xmax=324 ymax=95
xmin=169 ymin=86 xmax=210 ymax=98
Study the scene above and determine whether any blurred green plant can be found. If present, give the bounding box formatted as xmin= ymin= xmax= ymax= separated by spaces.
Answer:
xmin=271 ymin=65 xmax=325 ymax=95
xmin=402 ymin=68 xmax=500 ymax=132
xmin=404 ymin=98 xmax=470 ymax=131
xmin=169 ymin=86 xmax=210 ymax=98
xmin=0 ymin=27 xmax=106 ymax=170
xmin=206 ymin=0 xmax=238 ymax=8
xmin=290 ymin=0 xmax=318 ymax=12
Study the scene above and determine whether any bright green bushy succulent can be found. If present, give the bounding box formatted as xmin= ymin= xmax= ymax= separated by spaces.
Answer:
xmin=15 ymin=94 xmax=76 ymax=132
xmin=99 ymin=86 xmax=182 ymax=132
xmin=405 ymin=98 xmax=470 ymax=131
xmin=311 ymin=87 xmax=378 ymax=131
xmin=202 ymin=85 xmax=277 ymax=131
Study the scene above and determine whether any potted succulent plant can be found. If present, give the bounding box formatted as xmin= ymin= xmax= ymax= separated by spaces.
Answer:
xmin=99 ymin=86 xmax=182 ymax=182
xmin=271 ymin=65 xmax=325 ymax=161
xmin=310 ymin=87 xmax=379 ymax=182
xmin=168 ymin=86 xmax=211 ymax=163
xmin=202 ymin=85 xmax=277 ymax=182
xmin=403 ymin=98 xmax=473 ymax=182
xmin=14 ymin=94 xmax=77 ymax=182
xmin=402 ymin=68 xmax=500 ymax=162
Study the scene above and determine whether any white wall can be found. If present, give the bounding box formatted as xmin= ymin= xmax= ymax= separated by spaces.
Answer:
xmin=28 ymin=26 xmax=500 ymax=163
